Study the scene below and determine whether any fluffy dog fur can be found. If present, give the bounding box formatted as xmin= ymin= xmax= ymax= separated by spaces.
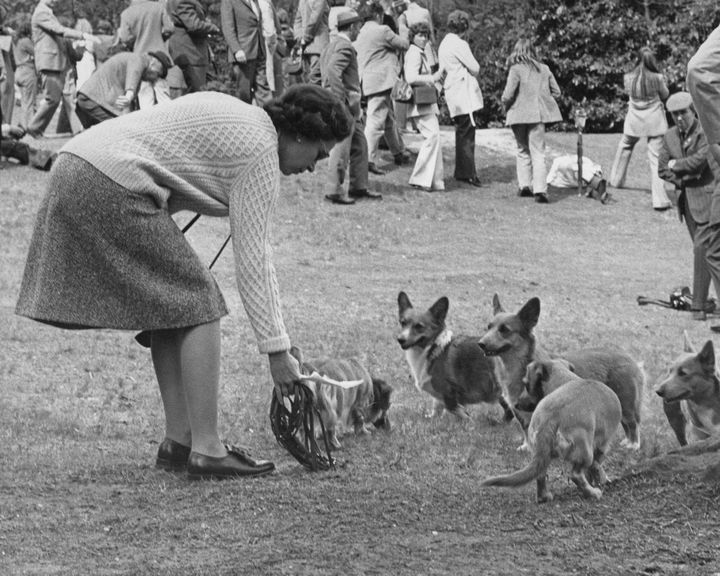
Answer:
xmin=482 ymin=379 xmax=622 ymax=503
xmin=655 ymin=332 xmax=720 ymax=446
xmin=290 ymin=346 xmax=392 ymax=449
xmin=478 ymin=294 xmax=644 ymax=450
xmin=396 ymin=291 xmax=513 ymax=419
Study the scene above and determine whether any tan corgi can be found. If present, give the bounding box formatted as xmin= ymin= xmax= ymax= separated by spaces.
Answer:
xmin=290 ymin=346 xmax=392 ymax=450
xmin=482 ymin=379 xmax=622 ymax=503
xmin=478 ymin=294 xmax=644 ymax=450
xmin=517 ymin=358 xmax=579 ymax=412
xmin=396 ymin=291 xmax=513 ymax=419
xmin=655 ymin=332 xmax=720 ymax=446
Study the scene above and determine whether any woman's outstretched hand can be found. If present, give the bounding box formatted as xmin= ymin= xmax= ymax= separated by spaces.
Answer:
xmin=268 ymin=349 xmax=302 ymax=395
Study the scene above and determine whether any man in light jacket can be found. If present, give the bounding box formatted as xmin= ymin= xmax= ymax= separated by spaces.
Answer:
xmin=293 ymin=0 xmax=330 ymax=85
xmin=26 ymin=0 xmax=98 ymax=137
xmin=355 ymin=0 xmax=409 ymax=175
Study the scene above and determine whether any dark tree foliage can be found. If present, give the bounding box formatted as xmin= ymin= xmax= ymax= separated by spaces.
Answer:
xmin=435 ymin=0 xmax=720 ymax=131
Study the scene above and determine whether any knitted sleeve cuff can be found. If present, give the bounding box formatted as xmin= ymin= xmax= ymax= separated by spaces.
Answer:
xmin=258 ymin=334 xmax=292 ymax=354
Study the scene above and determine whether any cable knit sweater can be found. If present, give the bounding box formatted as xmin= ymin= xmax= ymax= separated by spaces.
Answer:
xmin=62 ymin=92 xmax=290 ymax=354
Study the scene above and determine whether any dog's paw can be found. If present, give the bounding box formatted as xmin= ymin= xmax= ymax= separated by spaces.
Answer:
xmin=620 ymin=438 xmax=641 ymax=450
xmin=537 ymin=492 xmax=554 ymax=504
xmin=582 ymin=486 xmax=602 ymax=500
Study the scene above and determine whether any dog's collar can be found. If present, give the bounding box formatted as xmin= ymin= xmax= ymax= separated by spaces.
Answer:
xmin=427 ymin=329 xmax=453 ymax=363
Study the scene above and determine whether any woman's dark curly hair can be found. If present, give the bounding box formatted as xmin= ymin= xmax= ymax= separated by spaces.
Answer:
xmin=446 ymin=10 xmax=470 ymax=34
xmin=408 ymin=22 xmax=431 ymax=43
xmin=264 ymin=84 xmax=352 ymax=142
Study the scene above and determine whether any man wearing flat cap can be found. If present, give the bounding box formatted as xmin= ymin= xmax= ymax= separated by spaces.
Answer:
xmin=75 ymin=51 xmax=172 ymax=128
xmin=659 ymin=90 xmax=717 ymax=320
xmin=321 ymin=9 xmax=380 ymax=205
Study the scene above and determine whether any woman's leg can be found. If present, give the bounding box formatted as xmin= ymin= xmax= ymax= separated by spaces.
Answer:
xmin=409 ymin=112 xmax=444 ymax=190
xmin=453 ymin=114 xmax=476 ymax=180
xmin=528 ymin=123 xmax=548 ymax=194
xmin=511 ymin=124 xmax=532 ymax=191
xmin=151 ymin=320 xmax=226 ymax=457
xmin=609 ymin=134 xmax=638 ymax=188
xmin=647 ymin=136 xmax=672 ymax=208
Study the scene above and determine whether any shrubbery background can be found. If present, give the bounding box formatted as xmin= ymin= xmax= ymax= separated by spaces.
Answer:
xmin=6 ymin=0 xmax=720 ymax=131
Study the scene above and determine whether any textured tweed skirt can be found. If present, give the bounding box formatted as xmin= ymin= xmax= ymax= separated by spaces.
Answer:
xmin=16 ymin=153 xmax=228 ymax=330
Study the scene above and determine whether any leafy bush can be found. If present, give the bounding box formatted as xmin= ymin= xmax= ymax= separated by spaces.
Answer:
xmin=434 ymin=0 xmax=720 ymax=132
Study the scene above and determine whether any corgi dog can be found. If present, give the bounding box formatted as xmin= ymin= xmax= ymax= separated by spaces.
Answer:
xmin=517 ymin=358 xmax=578 ymax=412
xmin=396 ymin=291 xmax=513 ymax=419
xmin=289 ymin=346 xmax=392 ymax=450
xmin=482 ymin=378 xmax=622 ymax=503
xmin=655 ymin=332 xmax=720 ymax=446
xmin=478 ymin=295 xmax=644 ymax=450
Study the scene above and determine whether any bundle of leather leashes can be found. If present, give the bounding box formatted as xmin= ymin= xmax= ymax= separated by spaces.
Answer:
xmin=269 ymin=382 xmax=336 ymax=471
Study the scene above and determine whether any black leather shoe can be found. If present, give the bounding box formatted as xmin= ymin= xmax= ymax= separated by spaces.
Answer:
xmin=459 ymin=176 xmax=482 ymax=187
xmin=394 ymin=151 xmax=411 ymax=165
xmin=187 ymin=445 xmax=275 ymax=479
xmin=349 ymin=188 xmax=382 ymax=199
xmin=156 ymin=438 xmax=192 ymax=471
xmin=518 ymin=186 xmax=533 ymax=197
xmin=534 ymin=193 xmax=549 ymax=204
xmin=368 ymin=162 xmax=386 ymax=175
xmin=325 ymin=194 xmax=356 ymax=205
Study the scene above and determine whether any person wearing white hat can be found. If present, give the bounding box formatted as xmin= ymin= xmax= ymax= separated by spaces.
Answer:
xmin=658 ymin=90 xmax=716 ymax=320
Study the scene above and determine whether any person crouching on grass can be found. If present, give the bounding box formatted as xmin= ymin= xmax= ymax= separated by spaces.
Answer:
xmin=15 ymin=85 xmax=351 ymax=480
xmin=75 ymin=50 xmax=173 ymax=128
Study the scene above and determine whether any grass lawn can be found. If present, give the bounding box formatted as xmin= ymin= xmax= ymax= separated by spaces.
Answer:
xmin=1 ymin=127 xmax=718 ymax=576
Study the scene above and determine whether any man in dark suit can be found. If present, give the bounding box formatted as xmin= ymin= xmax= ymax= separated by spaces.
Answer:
xmin=320 ymin=10 xmax=380 ymax=205
xmin=220 ymin=0 xmax=271 ymax=105
xmin=26 ymin=0 xmax=98 ymax=137
xmin=166 ymin=0 xmax=220 ymax=93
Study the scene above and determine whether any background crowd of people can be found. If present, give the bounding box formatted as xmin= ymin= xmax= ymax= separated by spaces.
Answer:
xmin=0 ymin=0 xmax=718 ymax=213
xmin=0 ymin=0 xmax=562 ymax=199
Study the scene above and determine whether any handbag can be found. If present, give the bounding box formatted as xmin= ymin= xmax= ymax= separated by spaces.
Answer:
xmin=413 ymin=84 xmax=438 ymax=105
xmin=287 ymin=45 xmax=303 ymax=76
xmin=391 ymin=76 xmax=413 ymax=103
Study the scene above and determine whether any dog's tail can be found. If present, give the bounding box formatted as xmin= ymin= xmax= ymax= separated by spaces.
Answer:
xmin=481 ymin=422 xmax=556 ymax=488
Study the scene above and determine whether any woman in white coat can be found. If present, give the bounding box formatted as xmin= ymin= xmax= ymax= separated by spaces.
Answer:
xmin=404 ymin=22 xmax=445 ymax=191
xmin=438 ymin=10 xmax=483 ymax=187
xmin=609 ymin=47 xmax=670 ymax=210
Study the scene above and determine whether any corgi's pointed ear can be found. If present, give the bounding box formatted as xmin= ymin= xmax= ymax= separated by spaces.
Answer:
xmin=541 ymin=361 xmax=551 ymax=382
xmin=683 ymin=330 xmax=697 ymax=354
xmin=289 ymin=345 xmax=303 ymax=364
xmin=698 ymin=340 xmax=716 ymax=373
xmin=492 ymin=293 xmax=504 ymax=315
xmin=398 ymin=291 xmax=412 ymax=314
xmin=518 ymin=297 xmax=541 ymax=330
xmin=429 ymin=296 xmax=449 ymax=323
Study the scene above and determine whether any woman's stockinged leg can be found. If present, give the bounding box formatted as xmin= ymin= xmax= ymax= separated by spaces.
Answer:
xmin=152 ymin=320 xmax=226 ymax=458
xmin=152 ymin=329 xmax=192 ymax=447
